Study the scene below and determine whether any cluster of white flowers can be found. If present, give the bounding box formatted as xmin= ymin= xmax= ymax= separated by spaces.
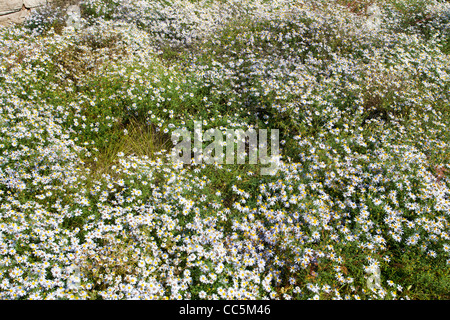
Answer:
xmin=0 ymin=0 xmax=449 ymax=300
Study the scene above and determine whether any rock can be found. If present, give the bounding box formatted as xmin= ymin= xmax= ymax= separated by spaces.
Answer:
xmin=23 ymin=0 xmax=47 ymax=9
xmin=0 ymin=0 xmax=24 ymax=16
xmin=0 ymin=6 xmax=29 ymax=25
xmin=0 ymin=0 xmax=49 ymax=26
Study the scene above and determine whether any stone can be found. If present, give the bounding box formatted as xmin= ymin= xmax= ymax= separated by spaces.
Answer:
xmin=0 ymin=6 xmax=29 ymax=25
xmin=0 ymin=0 xmax=24 ymax=16
xmin=0 ymin=0 xmax=49 ymax=27
xmin=23 ymin=0 xmax=47 ymax=9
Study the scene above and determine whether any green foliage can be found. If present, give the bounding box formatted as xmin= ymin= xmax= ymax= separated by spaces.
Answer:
xmin=1 ymin=0 xmax=449 ymax=300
